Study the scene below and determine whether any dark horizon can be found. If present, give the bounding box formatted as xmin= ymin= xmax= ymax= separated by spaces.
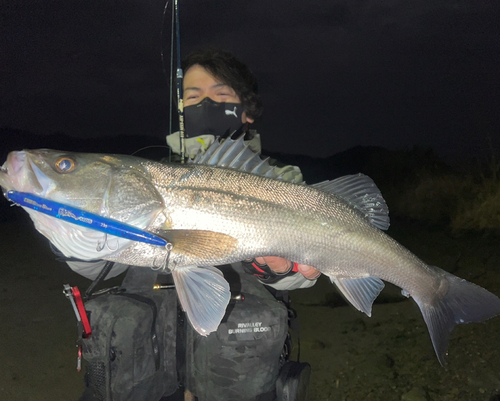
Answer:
xmin=0 ymin=126 xmax=461 ymax=192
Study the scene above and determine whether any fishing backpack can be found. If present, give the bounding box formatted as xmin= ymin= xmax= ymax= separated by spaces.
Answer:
xmin=183 ymin=265 xmax=289 ymax=401
xmin=73 ymin=263 xmax=310 ymax=401
xmin=78 ymin=267 xmax=178 ymax=401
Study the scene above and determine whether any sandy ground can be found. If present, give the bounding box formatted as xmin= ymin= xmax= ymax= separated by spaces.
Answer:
xmin=1 ymin=211 xmax=500 ymax=401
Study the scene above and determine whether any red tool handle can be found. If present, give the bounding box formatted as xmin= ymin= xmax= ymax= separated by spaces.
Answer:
xmin=71 ymin=286 xmax=92 ymax=338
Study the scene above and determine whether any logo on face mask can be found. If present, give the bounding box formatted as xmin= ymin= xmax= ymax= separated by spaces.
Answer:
xmin=225 ymin=107 xmax=238 ymax=118
xmin=184 ymin=97 xmax=244 ymax=138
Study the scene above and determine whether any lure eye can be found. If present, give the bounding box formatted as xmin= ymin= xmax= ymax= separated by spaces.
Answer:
xmin=55 ymin=157 xmax=76 ymax=173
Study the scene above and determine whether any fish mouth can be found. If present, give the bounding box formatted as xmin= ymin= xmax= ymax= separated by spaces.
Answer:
xmin=0 ymin=151 xmax=45 ymax=195
xmin=0 ymin=158 xmax=12 ymax=194
xmin=0 ymin=164 xmax=7 ymax=198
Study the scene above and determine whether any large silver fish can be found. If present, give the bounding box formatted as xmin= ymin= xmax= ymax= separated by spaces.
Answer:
xmin=1 ymin=136 xmax=499 ymax=364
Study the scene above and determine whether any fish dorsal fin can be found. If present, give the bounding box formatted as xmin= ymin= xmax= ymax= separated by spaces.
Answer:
xmin=190 ymin=134 xmax=302 ymax=183
xmin=312 ymin=174 xmax=390 ymax=230
xmin=190 ymin=135 xmax=388 ymax=228
xmin=330 ymin=276 xmax=385 ymax=317
xmin=173 ymin=265 xmax=231 ymax=336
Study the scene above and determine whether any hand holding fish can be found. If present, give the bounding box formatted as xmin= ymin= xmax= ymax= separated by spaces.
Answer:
xmin=255 ymin=256 xmax=321 ymax=280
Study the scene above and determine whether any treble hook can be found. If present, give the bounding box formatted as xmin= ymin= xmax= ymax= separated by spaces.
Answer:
xmin=96 ymin=232 xmax=119 ymax=252
xmin=151 ymin=242 xmax=174 ymax=273
xmin=96 ymin=233 xmax=106 ymax=252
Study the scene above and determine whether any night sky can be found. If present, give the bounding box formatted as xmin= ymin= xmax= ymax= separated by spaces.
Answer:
xmin=1 ymin=0 xmax=499 ymax=162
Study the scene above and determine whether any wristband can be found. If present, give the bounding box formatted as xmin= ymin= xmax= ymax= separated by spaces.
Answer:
xmin=242 ymin=258 xmax=299 ymax=284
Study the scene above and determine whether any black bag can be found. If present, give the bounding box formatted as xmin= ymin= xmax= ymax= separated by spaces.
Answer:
xmin=184 ymin=264 xmax=289 ymax=401
xmin=77 ymin=264 xmax=309 ymax=401
xmin=80 ymin=268 xmax=178 ymax=401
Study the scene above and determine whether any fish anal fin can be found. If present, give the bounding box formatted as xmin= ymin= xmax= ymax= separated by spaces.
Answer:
xmin=172 ymin=265 xmax=231 ymax=335
xmin=330 ymin=276 xmax=385 ymax=317
xmin=162 ymin=229 xmax=238 ymax=259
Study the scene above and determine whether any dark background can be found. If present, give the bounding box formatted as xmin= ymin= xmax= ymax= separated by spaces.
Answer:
xmin=2 ymin=0 xmax=499 ymax=164
xmin=2 ymin=3 xmax=500 ymax=399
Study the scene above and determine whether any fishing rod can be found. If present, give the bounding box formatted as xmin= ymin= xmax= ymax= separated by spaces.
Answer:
xmin=173 ymin=0 xmax=186 ymax=163
xmin=161 ymin=0 xmax=185 ymax=163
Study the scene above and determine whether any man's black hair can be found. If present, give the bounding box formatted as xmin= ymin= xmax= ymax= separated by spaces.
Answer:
xmin=182 ymin=48 xmax=263 ymax=121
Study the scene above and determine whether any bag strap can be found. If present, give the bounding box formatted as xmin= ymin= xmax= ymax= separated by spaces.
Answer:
xmin=267 ymin=288 xmax=303 ymax=362
xmin=84 ymin=261 xmax=116 ymax=300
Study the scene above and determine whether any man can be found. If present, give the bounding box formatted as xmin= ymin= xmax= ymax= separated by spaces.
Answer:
xmin=162 ymin=48 xmax=320 ymax=401
xmin=167 ymin=48 xmax=320 ymax=288
xmin=76 ymin=49 xmax=319 ymax=401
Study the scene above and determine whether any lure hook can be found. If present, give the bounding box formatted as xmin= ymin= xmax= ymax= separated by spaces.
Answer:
xmin=96 ymin=233 xmax=107 ymax=252
xmin=96 ymin=233 xmax=119 ymax=252
xmin=151 ymin=242 xmax=174 ymax=273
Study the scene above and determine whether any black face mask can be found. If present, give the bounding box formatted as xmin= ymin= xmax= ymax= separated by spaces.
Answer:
xmin=184 ymin=97 xmax=245 ymax=138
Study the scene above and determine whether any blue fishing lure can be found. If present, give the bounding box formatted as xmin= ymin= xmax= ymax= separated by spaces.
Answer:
xmin=6 ymin=191 xmax=168 ymax=247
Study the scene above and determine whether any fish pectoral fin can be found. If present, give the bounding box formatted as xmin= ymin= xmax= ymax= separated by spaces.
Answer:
xmin=172 ymin=265 xmax=231 ymax=336
xmin=161 ymin=229 xmax=238 ymax=259
xmin=330 ymin=276 xmax=385 ymax=317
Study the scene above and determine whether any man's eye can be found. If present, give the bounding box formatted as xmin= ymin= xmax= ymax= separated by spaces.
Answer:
xmin=55 ymin=157 xmax=76 ymax=173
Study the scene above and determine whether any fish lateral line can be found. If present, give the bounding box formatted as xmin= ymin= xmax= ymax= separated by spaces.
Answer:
xmin=6 ymin=191 xmax=169 ymax=247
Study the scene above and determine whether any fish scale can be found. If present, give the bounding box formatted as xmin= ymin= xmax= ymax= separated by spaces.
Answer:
xmin=145 ymin=161 xmax=458 ymax=304
xmin=150 ymin=165 xmax=338 ymax=265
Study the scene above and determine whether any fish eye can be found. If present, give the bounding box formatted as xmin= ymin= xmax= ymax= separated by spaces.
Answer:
xmin=55 ymin=157 xmax=76 ymax=173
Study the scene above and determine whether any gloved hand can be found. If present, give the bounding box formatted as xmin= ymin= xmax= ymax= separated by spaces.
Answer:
xmin=242 ymin=257 xmax=320 ymax=284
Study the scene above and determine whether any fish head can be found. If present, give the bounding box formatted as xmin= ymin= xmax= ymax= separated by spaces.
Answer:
xmin=1 ymin=149 xmax=165 ymax=260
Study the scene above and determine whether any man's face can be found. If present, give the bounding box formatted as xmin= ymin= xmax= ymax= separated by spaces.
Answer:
xmin=183 ymin=64 xmax=253 ymax=124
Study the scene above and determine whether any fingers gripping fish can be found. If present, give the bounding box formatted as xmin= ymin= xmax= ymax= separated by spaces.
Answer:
xmin=1 ymin=135 xmax=500 ymax=365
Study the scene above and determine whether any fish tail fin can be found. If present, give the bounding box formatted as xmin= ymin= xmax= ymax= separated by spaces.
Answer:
xmin=414 ymin=267 xmax=500 ymax=366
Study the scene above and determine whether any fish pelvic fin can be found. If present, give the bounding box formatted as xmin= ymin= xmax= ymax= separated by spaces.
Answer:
xmin=414 ymin=267 xmax=500 ymax=366
xmin=172 ymin=265 xmax=231 ymax=335
xmin=330 ymin=276 xmax=385 ymax=317
xmin=161 ymin=229 xmax=238 ymax=259
xmin=312 ymin=174 xmax=390 ymax=230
